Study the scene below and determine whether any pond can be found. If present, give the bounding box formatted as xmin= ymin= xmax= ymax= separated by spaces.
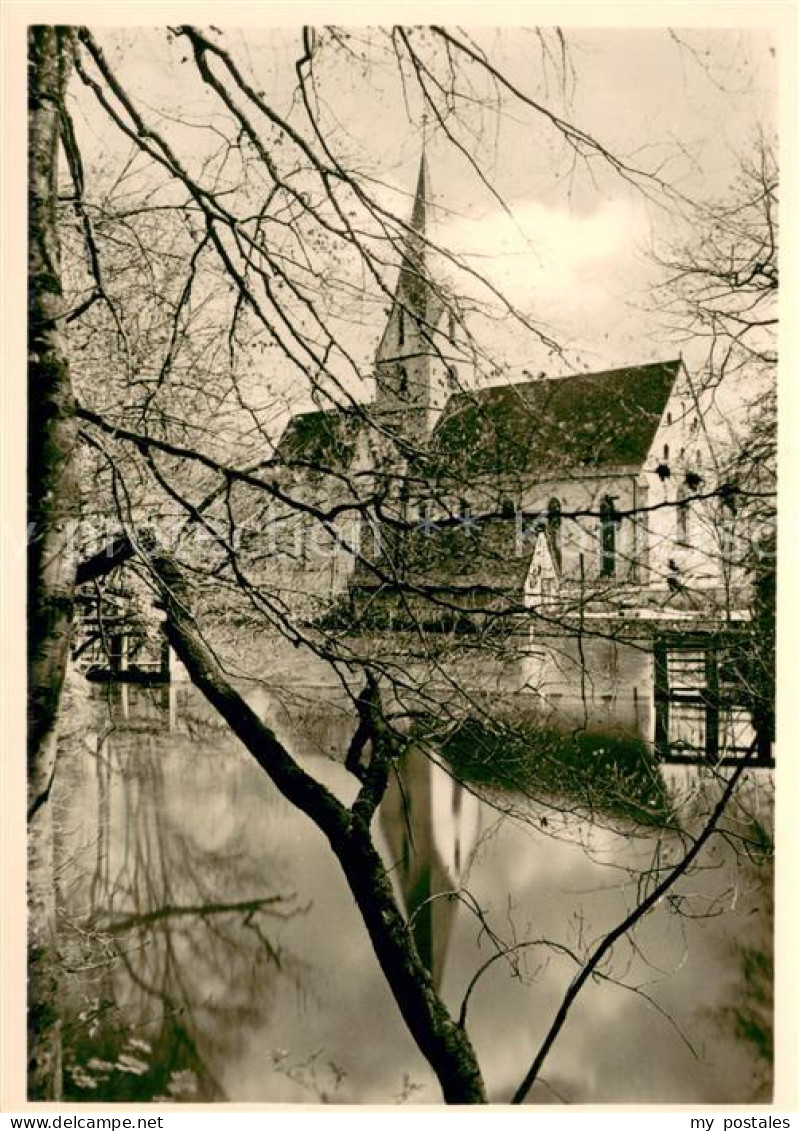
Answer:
xmin=53 ymin=677 xmax=774 ymax=1105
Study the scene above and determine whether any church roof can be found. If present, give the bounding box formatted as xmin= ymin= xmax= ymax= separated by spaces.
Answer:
xmin=276 ymin=405 xmax=365 ymax=469
xmin=428 ymin=359 xmax=682 ymax=481
xmin=276 ymin=358 xmax=681 ymax=479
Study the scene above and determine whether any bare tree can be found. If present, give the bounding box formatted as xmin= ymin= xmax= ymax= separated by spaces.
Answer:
xmin=649 ymin=129 xmax=777 ymax=749
xmin=27 ymin=25 xmax=775 ymax=1104
xmin=28 ymin=26 xmax=80 ymax=1099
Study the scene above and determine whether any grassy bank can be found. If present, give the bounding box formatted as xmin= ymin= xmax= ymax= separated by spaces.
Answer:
xmin=428 ymin=715 xmax=673 ymax=827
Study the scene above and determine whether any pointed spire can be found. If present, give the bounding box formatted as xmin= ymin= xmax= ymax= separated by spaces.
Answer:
xmin=410 ymin=149 xmax=431 ymax=234
xmin=397 ymin=149 xmax=433 ymax=319
xmin=373 ymin=145 xmax=446 ymax=434
xmin=410 ymin=115 xmax=431 ymax=234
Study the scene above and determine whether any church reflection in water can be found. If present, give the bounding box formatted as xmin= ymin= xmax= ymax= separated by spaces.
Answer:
xmin=380 ymin=746 xmax=481 ymax=991
xmin=55 ymin=681 xmax=773 ymax=1104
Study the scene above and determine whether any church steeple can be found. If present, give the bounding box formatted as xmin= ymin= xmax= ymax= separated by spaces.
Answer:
xmin=373 ymin=152 xmax=448 ymax=435
xmin=410 ymin=149 xmax=430 ymax=235
xmin=371 ymin=146 xmax=470 ymax=443
xmin=395 ymin=150 xmax=433 ymax=322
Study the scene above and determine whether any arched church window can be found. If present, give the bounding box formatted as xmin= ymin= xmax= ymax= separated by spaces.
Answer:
xmin=398 ymin=365 xmax=408 ymax=396
xmin=398 ymin=308 xmax=405 ymax=346
xmin=677 ymin=485 xmax=691 ymax=545
xmin=663 ymin=443 xmax=670 ymax=461
xmin=448 ymin=311 xmax=457 ymax=345
xmin=599 ymin=495 xmax=618 ymax=578
xmin=500 ymin=496 xmax=515 ymax=518
xmin=547 ymin=497 xmax=562 ymax=569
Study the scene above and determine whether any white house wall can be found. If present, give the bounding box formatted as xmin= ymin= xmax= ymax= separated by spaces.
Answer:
xmin=643 ymin=369 xmax=735 ymax=598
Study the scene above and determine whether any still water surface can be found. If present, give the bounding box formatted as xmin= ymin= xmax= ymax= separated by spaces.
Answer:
xmin=55 ymin=681 xmax=773 ymax=1104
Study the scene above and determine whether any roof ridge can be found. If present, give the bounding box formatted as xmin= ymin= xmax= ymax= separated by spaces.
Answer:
xmin=457 ymin=358 xmax=682 ymax=401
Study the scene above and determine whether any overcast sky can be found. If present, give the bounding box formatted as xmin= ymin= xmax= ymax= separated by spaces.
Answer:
xmin=71 ymin=24 xmax=778 ymax=412
xmin=383 ymin=27 xmax=778 ymax=376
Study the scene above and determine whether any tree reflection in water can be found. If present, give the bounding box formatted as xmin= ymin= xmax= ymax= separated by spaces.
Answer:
xmin=57 ymin=684 xmax=309 ymax=1102
xmin=53 ymin=681 xmax=773 ymax=1104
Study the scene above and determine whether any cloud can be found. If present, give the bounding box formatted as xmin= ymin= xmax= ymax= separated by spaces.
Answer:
xmin=433 ymin=195 xmax=654 ymax=370
xmin=441 ymin=196 xmax=642 ymax=299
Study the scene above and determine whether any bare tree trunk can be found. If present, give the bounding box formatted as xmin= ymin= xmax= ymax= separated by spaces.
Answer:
xmin=27 ymin=24 xmax=77 ymax=1100
xmin=149 ymin=545 xmax=487 ymax=1103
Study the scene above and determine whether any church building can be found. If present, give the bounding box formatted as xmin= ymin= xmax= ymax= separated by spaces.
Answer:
xmin=273 ymin=153 xmax=743 ymax=633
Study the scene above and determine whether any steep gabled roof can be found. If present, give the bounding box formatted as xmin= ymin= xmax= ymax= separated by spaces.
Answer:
xmin=429 ymin=359 xmax=681 ymax=481
xmin=276 ymin=359 xmax=681 ymax=480
xmin=276 ymin=407 xmax=365 ymax=470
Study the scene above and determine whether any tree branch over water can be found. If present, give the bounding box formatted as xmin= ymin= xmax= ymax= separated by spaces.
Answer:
xmin=146 ymin=539 xmax=488 ymax=1104
xmin=512 ymin=744 xmax=757 ymax=1104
